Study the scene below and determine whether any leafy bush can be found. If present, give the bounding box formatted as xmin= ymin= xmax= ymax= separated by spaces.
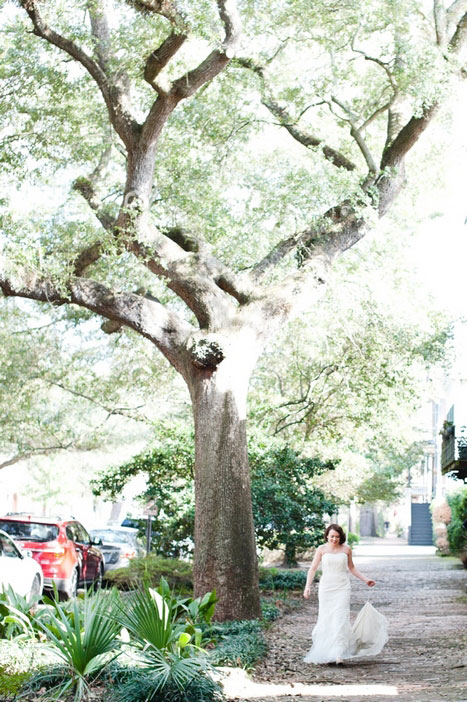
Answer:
xmin=250 ymin=446 xmax=337 ymax=566
xmin=93 ymin=433 xmax=337 ymax=565
xmin=0 ymin=586 xmax=43 ymax=640
xmin=210 ymin=620 xmax=266 ymax=670
xmin=447 ymin=488 xmax=467 ymax=566
xmin=112 ymin=579 xmax=217 ymax=700
xmin=21 ymin=581 xmax=218 ymax=701
xmin=260 ymin=599 xmax=280 ymax=622
xmin=347 ymin=532 xmax=360 ymax=547
xmin=104 ymin=555 xmax=193 ymax=590
xmin=0 ymin=668 xmax=31 ymax=698
xmin=107 ymin=663 xmax=224 ymax=702
xmin=258 ymin=567 xmax=307 ymax=590
xmin=26 ymin=588 xmax=122 ymax=701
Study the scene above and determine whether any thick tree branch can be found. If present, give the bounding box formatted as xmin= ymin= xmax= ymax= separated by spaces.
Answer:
xmin=129 ymin=232 xmax=252 ymax=328
xmin=144 ymin=32 xmax=187 ymax=90
xmin=434 ymin=0 xmax=448 ymax=47
xmin=88 ymin=0 xmax=112 ymax=71
xmin=264 ymin=97 xmax=357 ymax=171
xmin=0 ymin=272 xmax=194 ymax=374
xmin=124 ymin=0 xmax=183 ymax=25
xmin=18 ymin=0 xmax=139 ymax=151
xmin=168 ymin=0 xmax=241 ymax=99
xmin=71 ymin=146 xmax=117 ymax=275
xmin=252 ymin=7 xmax=467 ymax=290
xmin=447 ymin=0 xmax=467 ymax=36
xmin=449 ymin=9 xmax=467 ymax=52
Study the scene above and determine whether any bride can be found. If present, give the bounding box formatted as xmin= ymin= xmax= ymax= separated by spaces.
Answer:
xmin=303 ymin=524 xmax=388 ymax=665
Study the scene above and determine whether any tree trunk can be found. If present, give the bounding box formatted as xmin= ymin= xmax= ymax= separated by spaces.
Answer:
xmin=282 ymin=543 xmax=298 ymax=568
xmin=188 ymin=349 xmax=261 ymax=621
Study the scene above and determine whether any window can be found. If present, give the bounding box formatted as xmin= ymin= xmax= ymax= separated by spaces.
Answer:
xmin=0 ymin=534 xmax=20 ymax=559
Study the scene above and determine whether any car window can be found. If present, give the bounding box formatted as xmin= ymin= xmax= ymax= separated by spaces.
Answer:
xmin=91 ymin=530 xmax=135 ymax=545
xmin=74 ymin=523 xmax=91 ymax=544
xmin=0 ymin=534 xmax=21 ymax=559
xmin=66 ymin=524 xmax=78 ymax=541
xmin=0 ymin=520 xmax=58 ymax=542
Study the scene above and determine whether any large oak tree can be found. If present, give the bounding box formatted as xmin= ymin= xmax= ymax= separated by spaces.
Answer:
xmin=1 ymin=0 xmax=466 ymax=619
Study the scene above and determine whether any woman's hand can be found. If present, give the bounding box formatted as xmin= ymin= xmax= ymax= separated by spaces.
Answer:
xmin=366 ymin=579 xmax=376 ymax=587
xmin=303 ymin=585 xmax=312 ymax=599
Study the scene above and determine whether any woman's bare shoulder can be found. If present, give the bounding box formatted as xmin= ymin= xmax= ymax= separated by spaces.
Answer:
xmin=342 ymin=544 xmax=352 ymax=554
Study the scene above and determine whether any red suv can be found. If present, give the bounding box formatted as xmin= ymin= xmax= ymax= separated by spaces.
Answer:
xmin=0 ymin=514 xmax=104 ymax=599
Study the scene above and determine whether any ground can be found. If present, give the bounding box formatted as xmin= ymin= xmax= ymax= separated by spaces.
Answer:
xmin=219 ymin=538 xmax=467 ymax=702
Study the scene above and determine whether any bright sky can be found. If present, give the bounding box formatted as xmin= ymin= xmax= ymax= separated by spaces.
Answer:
xmin=408 ymin=90 xmax=467 ymax=319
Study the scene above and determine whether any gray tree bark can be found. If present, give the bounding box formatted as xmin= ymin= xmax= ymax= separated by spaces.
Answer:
xmin=188 ymin=348 xmax=261 ymax=618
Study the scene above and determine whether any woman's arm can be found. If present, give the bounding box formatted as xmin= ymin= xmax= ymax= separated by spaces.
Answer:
xmin=303 ymin=547 xmax=323 ymax=598
xmin=347 ymin=548 xmax=375 ymax=587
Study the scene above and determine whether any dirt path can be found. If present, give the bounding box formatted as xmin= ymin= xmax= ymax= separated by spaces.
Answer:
xmin=221 ymin=539 xmax=467 ymax=702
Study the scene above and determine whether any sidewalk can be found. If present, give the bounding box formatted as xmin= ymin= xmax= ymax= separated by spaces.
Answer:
xmin=353 ymin=535 xmax=437 ymax=559
xmin=221 ymin=538 xmax=467 ymax=702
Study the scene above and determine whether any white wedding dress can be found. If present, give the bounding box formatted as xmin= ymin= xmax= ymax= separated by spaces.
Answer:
xmin=304 ymin=552 xmax=388 ymax=664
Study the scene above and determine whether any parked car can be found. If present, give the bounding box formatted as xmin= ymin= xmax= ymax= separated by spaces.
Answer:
xmin=0 ymin=528 xmax=43 ymax=599
xmin=89 ymin=526 xmax=144 ymax=573
xmin=0 ymin=514 xmax=104 ymax=599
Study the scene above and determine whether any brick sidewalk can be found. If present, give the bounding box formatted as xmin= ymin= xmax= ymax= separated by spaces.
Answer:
xmin=221 ymin=544 xmax=467 ymax=702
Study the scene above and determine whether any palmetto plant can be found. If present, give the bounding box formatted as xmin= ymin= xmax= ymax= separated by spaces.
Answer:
xmin=0 ymin=585 xmax=42 ymax=640
xmin=115 ymin=580 xmax=216 ymax=696
xmin=33 ymin=588 xmax=122 ymax=701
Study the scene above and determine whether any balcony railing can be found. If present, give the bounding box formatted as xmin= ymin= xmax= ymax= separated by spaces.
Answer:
xmin=441 ymin=421 xmax=467 ymax=480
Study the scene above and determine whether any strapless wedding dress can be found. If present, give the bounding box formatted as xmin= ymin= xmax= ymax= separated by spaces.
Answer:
xmin=304 ymin=552 xmax=388 ymax=664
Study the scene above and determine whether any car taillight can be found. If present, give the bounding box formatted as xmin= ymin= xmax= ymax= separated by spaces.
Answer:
xmin=42 ymin=548 xmax=66 ymax=559
xmin=121 ymin=550 xmax=136 ymax=560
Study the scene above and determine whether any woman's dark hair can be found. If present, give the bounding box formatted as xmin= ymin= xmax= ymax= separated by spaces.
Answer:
xmin=324 ymin=523 xmax=346 ymax=544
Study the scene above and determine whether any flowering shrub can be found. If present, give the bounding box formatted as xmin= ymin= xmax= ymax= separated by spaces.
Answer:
xmin=432 ymin=502 xmax=452 ymax=525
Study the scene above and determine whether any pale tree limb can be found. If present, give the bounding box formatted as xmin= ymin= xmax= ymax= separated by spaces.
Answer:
xmin=124 ymin=0 xmax=184 ymax=26
xmin=447 ymin=0 xmax=467 ymax=36
xmin=0 ymin=445 xmax=75 ymax=471
xmin=330 ymin=97 xmax=378 ymax=175
xmin=88 ymin=0 xmax=112 ymax=71
xmin=434 ymin=0 xmax=449 ymax=48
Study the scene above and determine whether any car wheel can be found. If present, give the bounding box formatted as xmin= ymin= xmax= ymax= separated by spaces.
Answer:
xmin=29 ymin=574 xmax=41 ymax=600
xmin=59 ymin=567 xmax=79 ymax=601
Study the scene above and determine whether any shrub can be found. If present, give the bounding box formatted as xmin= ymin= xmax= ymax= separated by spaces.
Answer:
xmin=260 ymin=599 xmax=280 ymax=622
xmin=210 ymin=620 xmax=266 ymax=670
xmin=258 ymin=567 xmax=307 ymax=590
xmin=347 ymin=532 xmax=359 ymax=547
xmin=432 ymin=501 xmax=452 ymax=524
xmin=104 ymin=555 xmax=193 ymax=590
xmin=25 ymin=588 xmax=122 ymax=701
xmin=0 ymin=586 xmax=43 ymax=640
xmin=112 ymin=580 xmax=217 ymax=700
xmin=447 ymin=488 xmax=467 ymax=567
xmin=0 ymin=669 xmax=31 ymax=698
xmin=108 ymin=664 xmax=224 ymax=702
